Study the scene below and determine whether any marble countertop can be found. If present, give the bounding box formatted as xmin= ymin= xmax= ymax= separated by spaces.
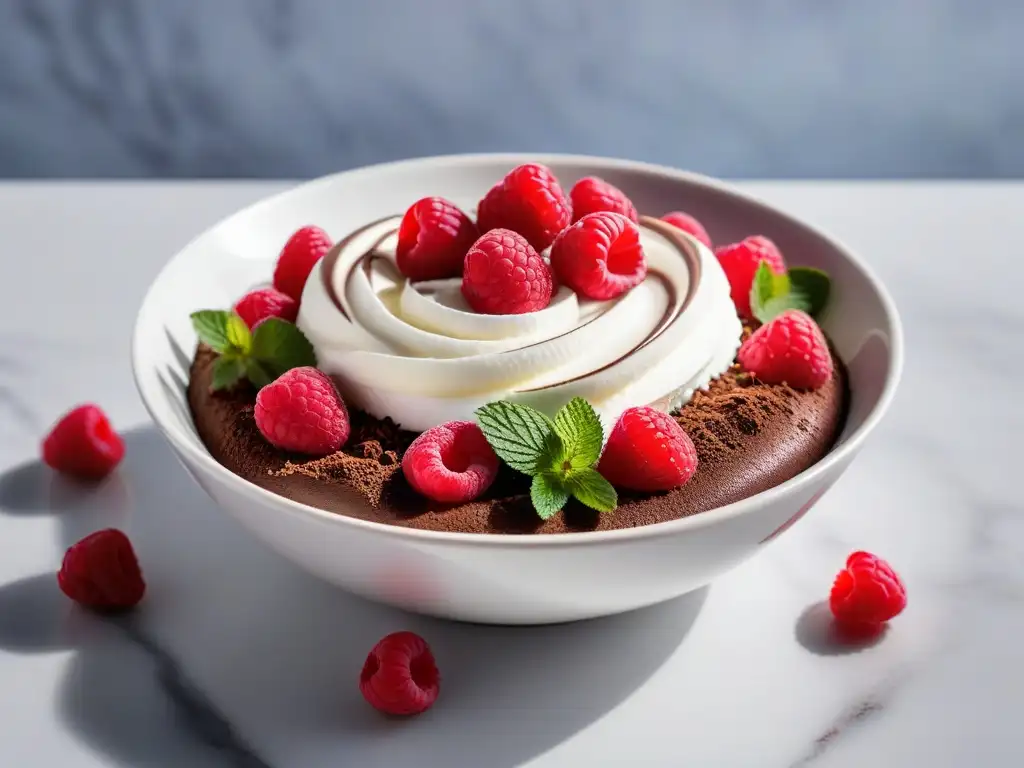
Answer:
xmin=0 ymin=181 xmax=1019 ymax=767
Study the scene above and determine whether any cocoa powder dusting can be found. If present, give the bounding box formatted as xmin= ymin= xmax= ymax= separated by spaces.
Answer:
xmin=273 ymin=410 xmax=414 ymax=508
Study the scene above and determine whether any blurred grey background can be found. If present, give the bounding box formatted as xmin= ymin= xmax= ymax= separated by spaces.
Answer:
xmin=0 ymin=0 xmax=1019 ymax=179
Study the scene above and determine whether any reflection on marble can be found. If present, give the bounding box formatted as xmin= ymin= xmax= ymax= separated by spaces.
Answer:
xmin=0 ymin=0 xmax=1022 ymax=179
xmin=0 ymin=182 xmax=1020 ymax=766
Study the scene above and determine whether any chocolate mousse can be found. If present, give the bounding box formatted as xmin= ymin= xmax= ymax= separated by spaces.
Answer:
xmin=187 ymin=341 xmax=848 ymax=534
xmin=185 ymin=162 xmax=850 ymax=534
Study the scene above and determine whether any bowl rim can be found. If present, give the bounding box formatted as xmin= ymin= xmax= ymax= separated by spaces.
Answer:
xmin=132 ymin=152 xmax=904 ymax=548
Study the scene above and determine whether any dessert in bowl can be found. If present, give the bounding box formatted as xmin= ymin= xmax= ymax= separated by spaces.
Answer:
xmin=133 ymin=154 xmax=902 ymax=624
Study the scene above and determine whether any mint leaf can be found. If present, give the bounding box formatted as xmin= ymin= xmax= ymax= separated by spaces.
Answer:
xmin=567 ymin=468 xmax=618 ymax=513
xmin=225 ymin=312 xmax=252 ymax=354
xmin=475 ymin=401 xmax=560 ymax=474
xmin=191 ymin=310 xmax=237 ymax=353
xmin=750 ymin=263 xmax=794 ymax=324
xmin=190 ymin=310 xmax=316 ymax=392
xmin=531 ymin=473 xmax=570 ymax=520
xmin=210 ymin=355 xmax=246 ymax=391
xmin=553 ymin=397 xmax=604 ymax=472
xmin=750 ymin=262 xmax=832 ymax=323
xmin=787 ymin=267 xmax=831 ymax=318
xmin=750 ymin=262 xmax=775 ymax=319
xmin=251 ymin=318 xmax=317 ymax=378
xmin=244 ymin=358 xmax=276 ymax=389
xmin=760 ymin=293 xmax=810 ymax=321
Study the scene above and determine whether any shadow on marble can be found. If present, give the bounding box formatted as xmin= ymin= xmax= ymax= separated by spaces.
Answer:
xmin=0 ymin=573 xmax=78 ymax=653
xmin=795 ymin=601 xmax=888 ymax=657
xmin=0 ymin=457 xmax=133 ymax=518
xmin=0 ymin=427 xmax=706 ymax=767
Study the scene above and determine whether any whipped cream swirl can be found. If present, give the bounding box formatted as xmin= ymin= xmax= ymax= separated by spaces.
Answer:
xmin=297 ymin=215 xmax=742 ymax=433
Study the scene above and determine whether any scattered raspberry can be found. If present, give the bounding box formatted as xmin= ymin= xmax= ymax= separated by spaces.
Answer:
xmin=550 ymin=212 xmax=647 ymax=300
xmin=42 ymin=404 xmax=125 ymax=481
xmin=273 ymin=225 xmax=333 ymax=301
xmin=58 ymin=529 xmax=145 ymax=612
xmin=461 ymin=229 xmax=554 ymax=314
xmin=360 ymin=631 xmax=440 ymax=716
xmin=661 ymin=211 xmax=712 ymax=249
xmin=254 ymin=367 xmax=350 ymax=455
xmin=738 ymin=309 xmax=833 ymax=389
xmin=233 ymin=287 xmax=298 ymax=329
xmin=715 ymin=235 xmax=786 ymax=318
xmin=396 ymin=197 xmax=479 ymax=281
xmin=401 ymin=421 xmax=499 ymax=503
xmin=475 ymin=163 xmax=572 ymax=251
xmin=570 ymin=176 xmax=638 ymax=223
xmin=597 ymin=406 xmax=698 ymax=492
xmin=829 ymin=551 xmax=907 ymax=633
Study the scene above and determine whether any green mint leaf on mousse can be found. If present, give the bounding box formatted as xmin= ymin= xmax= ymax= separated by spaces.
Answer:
xmin=750 ymin=262 xmax=801 ymax=323
xmin=476 ymin=397 xmax=619 ymax=519
xmin=190 ymin=310 xmax=317 ymax=392
xmin=750 ymin=260 xmax=788 ymax=316
xmin=531 ymin=474 xmax=571 ymax=520
xmin=244 ymin=358 xmax=277 ymax=389
xmin=474 ymin=401 xmax=560 ymax=474
xmin=191 ymin=310 xmax=251 ymax=355
xmin=553 ymin=397 xmax=603 ymax=472
xmin=210 ymin=355 xmax=246 ymax=390
xmin=749 ymin=262 xmax=832 ymax=324
xmin=225 ymin=312 xmax=252 ymax=353
xmin=250 ymin=318 xmax=317 ymax=376
xmin=787 ymin=267 xmax=831 ymax=317
xmin=566 ymin=468 xmax=618 ymax=513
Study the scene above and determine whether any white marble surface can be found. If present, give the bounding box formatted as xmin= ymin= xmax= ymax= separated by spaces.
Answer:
xmin=0 ymin=181 xmax=1019 ymax=767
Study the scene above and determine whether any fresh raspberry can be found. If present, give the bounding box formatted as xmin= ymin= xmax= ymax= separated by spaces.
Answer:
xmin=254 ymin=367 xmax=350 ymax=455
xmin=550 ymin=212 xmax=647 ymax=300
xmin=476 ymin=181 xmax=505 ymax=232
xmin=570 ymin=176 xmax=639 ymax=223
xmin=597 ymin=406 xmax=698 ymax=492
xmin=401 ymin=421 xmax=499 ymax=503
xmin=714 ymin=235 xmax=786 ymax=318
xmin=42 ymin=404 xmax=125 ymax=481
xmin=660 ymin=211 xmax=712 ymax=249
xmin=233 ymin=287 xmax=298 ymax=329
xmin=360 ymin=631 xmax=440 ymax=716
xmin=829 ymin=551 xmax=907 ymax=633
xmin=396 ymin=197 xmax=479 ymax=281
xmin=475 ymin=163 xmax=572 ymax=251
xmin=738 ymin=310 xmax=833 ymax=390
xmin=272 ymin=225 xmax=333 ymax=301
xmin=58 ymin=529 xmax=145 ymax=612
xmin=461 ymin=229 xmax=554 ymax=314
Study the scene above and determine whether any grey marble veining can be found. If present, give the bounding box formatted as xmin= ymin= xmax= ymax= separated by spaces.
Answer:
xmin=0 ymin=0 xmax=1021 ymax=179
xmin=0 ymin=181 xmax=1020 ymax=767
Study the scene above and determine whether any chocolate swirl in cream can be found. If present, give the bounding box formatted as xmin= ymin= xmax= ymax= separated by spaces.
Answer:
xmin=297 ymin=214 xmax=742 ymax=432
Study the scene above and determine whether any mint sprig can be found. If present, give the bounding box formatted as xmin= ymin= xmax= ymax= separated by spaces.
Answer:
xmin=474 ymin=400 xmax=559 ymax=474
xmin=788 ymin=267 xmax=831 ymax=316
xmin=531 ymin=473 xmax=570 ymax=520
xmin=750 ymin=262 xmax=832 ymax=324
xmin=190 ymin=310 xmax=316 ymax=391
xmin=566 ymin=467 xmax=617 ymax=513
xmin=476 ymin=397 xmax=618 ymax=520
xmin=553 ymin=396 xmax=603 ymax=471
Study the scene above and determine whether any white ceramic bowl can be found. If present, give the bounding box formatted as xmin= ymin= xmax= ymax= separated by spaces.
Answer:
xmin=132 ymin=154 xmax=903 ymax=625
